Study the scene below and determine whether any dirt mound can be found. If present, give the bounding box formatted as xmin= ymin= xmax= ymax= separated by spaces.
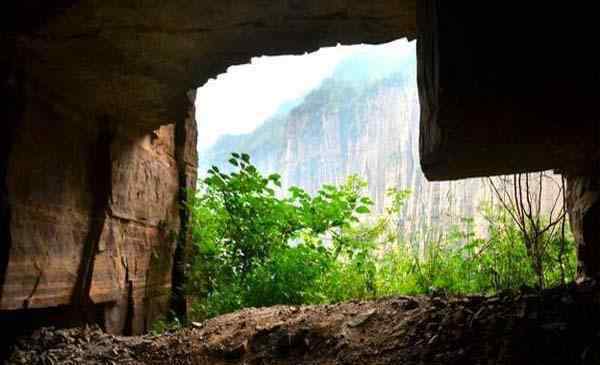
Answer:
xmin=7 ymin=282 xmax=600 ymax=364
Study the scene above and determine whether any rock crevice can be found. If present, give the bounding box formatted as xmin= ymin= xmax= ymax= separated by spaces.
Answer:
xmin=567 ymin=174 xmax=600 ymax=278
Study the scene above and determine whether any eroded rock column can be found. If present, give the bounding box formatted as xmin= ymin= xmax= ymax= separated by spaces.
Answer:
xmin=169 ymin=91 xmax=198 ymax=323
xmin=567 ymin=174 xmax=600 ymax=279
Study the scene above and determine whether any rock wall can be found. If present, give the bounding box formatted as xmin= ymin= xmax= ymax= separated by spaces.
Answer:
xmin=417 ymin=1 xmax=599 ymax=180
xmin=277 ymin=71 xmax=494 ymax=236
xmin=416 ymin=1 xmax=599 ymax=279
xmin=567 ymin=174 xmax=600 ymax=278
xmin=1 ymin=89 xmax=197 ymax=335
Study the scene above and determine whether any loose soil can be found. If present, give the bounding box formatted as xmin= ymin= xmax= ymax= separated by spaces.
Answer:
xmin=6 ymin=281 xmax=600 ymax=364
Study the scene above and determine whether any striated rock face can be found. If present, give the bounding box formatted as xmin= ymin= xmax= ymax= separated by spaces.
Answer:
xmin=1 ymin=92 xmax=197 ymax=335
xmin=0 ymin=59 xmax=199 ymax=336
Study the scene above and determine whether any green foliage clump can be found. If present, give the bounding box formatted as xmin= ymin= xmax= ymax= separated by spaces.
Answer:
xmin=184 ymin=153 xmax=577 ymax=323
xmin=187 ymin=153 xmax=372 ymax=319
xmin=150 ymin=314 xmax=183 ymax=335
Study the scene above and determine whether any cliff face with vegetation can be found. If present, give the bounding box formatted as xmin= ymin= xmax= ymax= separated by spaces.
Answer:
xmin=201 ymin=47 xmax=498 ymax=236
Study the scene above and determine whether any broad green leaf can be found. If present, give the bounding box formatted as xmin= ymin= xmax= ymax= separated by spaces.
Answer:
xmin=355 ymin=206 xmax=370 ymax=214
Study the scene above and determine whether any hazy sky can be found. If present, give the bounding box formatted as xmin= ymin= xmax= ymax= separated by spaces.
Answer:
xmin=195 ymin=39 xmax=413 ymax=151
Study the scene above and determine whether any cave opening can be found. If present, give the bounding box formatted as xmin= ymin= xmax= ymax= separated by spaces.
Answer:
xmin=183 ymin=32 xmax=579 ymax=332
xmin=195 ymin=38 xmax=418 ymax=215
xmin=191 ymin=37 xmax=567 ymax=257
xmin=176 ymin=38 xmax=423 ymax=323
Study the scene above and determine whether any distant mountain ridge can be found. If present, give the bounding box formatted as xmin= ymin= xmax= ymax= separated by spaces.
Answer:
xmin=199 ymin=45 xmax=561 ymax=236
xmin=200 ymin=43 xmax=417 ymax=182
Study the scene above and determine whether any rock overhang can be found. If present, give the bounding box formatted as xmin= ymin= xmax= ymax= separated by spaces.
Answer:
xmin=7 ymin=0 xmax=418 ymax=136
xmin=7 ymin=1 xmax=598 ymax=181
xmin=417 ymin=1 xmax=600 ymax=181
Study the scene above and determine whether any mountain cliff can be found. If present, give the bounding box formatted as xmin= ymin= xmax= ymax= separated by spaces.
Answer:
xmin=199 ymin=46 xmax=557 ymax=237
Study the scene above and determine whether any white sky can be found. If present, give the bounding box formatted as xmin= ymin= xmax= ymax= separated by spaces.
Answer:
xmin=195 ymin=39 xmax=410 ymax=151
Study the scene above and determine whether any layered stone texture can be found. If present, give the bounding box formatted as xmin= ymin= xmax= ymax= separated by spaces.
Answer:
xmin=89 ymin=126 xmax=183 ymax=334
xmin=1 ymin=90 xmax=195 ymax=334
xmin=4 ymin=107 xmax=103 ymax=311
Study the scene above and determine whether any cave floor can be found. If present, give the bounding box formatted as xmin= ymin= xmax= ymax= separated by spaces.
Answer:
xmin=7 ymin=281 xmax=600 ymax=365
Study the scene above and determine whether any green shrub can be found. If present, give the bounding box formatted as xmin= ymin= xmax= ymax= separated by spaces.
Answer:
xmin=150 ymin=314 xmax=183 ymax=334
xmin=243 ymin=244 xmax=333 ymax=307
xmin=187 ymin=153 xmax=373 ymax=320
xmin=184 ymin=153 xmax=577 ymax=324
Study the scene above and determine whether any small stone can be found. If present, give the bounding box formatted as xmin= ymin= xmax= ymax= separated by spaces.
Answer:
xmin=400 ymin=298 xmax=420 ymax=311
xmin=347 ymin=309 xmax=377 ymax=328
xmin=428 ymin=334 xmax=439 ymax=345
xmin=432 ymin=297 xmax=446 ymax=307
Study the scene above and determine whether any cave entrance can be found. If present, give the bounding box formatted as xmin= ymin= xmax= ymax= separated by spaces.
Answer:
xmin=195 ymin=38 xmax=418 ymax=215
xmin=185 ymin=34 xmax=574 ymax=325
xmin=191 ymin=37 xmax=495 ymax=245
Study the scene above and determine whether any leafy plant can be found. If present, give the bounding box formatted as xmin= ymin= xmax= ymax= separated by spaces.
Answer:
xmin=182 ymin=154 xmax=577 ymax=325
xmin=187 ymin=153 xmax=373 ymax=319
xmin=150 ymin=314 xmax=183 ymax=334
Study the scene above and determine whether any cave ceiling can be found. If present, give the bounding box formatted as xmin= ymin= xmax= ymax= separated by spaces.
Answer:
xmin=6 ymin=1 xmax=417 ymax=136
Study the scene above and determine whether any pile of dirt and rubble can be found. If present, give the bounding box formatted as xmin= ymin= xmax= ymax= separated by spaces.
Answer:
xmin=6 ymin=281 xmax=600 ymax=364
